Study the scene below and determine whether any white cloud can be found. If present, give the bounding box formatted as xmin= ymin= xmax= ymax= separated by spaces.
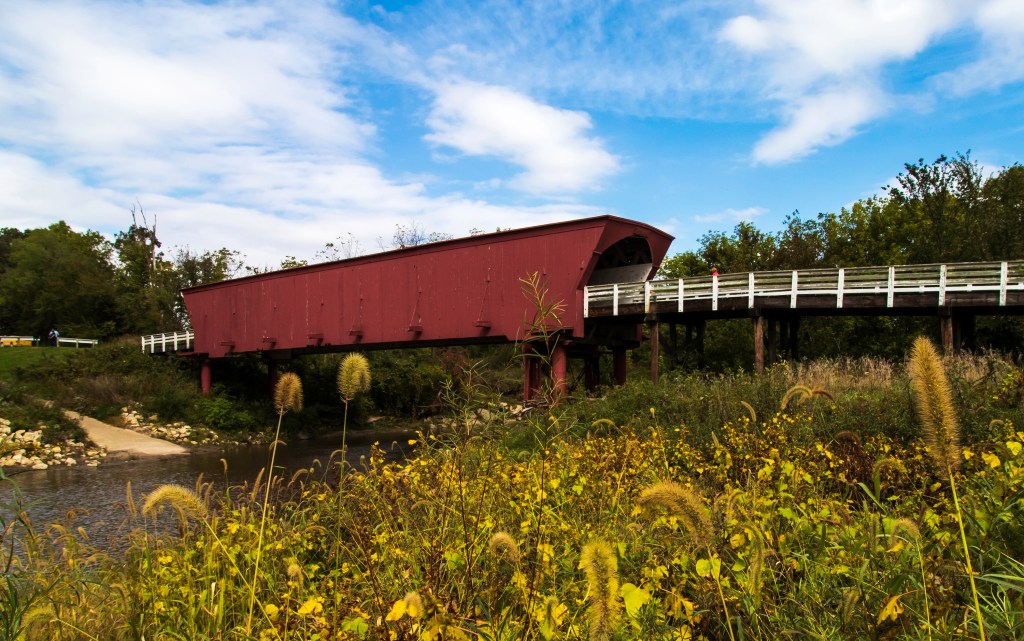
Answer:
xmin=424 ymin=81 xmax=620 ymax=194
xmin=694 ymin=206 xmax=767 ymax=224
xmin=934 ymin=0 xmax=1024 ymax=95
xmin=752 ymin=84 xmax=887 ymax=164
xmin=720 ymin=0 xmax=972 ymax=163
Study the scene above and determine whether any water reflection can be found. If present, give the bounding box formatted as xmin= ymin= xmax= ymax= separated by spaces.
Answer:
xmin=1 ymin=435 xmax=401 ymax=550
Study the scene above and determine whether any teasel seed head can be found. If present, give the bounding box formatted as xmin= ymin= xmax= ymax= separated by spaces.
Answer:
xmin=338 ymin=353 xmax=371 ymax=403
xmin=908 ymin=336 xmax=961 ymax=472
xmin=580 ymin=539 xmax=620 ymax=641
xmin=273 ymin=372 xmax=304 ymax=415
xmin=637 ymin=481 xmax=713 ymax=548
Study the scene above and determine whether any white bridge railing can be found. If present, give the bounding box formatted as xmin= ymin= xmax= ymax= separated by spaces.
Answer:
xmin=141 ymin=330 xmax=194 ymax=354
xmin=584 ymin=261 xmax=1024 ymax=317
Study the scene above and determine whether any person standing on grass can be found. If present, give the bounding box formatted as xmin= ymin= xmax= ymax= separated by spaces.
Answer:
xmin=48 ymin=327 xmax=59 ymax=347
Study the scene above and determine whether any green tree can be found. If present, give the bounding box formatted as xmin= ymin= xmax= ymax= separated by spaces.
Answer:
xmin=113 ymin=208 xmax=179 ymax=334
xmin=171 ymin=247 xmax=240 ymax=327
xmin=979 ymin=164 xmax=1024 ymax=260
xmin=0 ymin=221 xmax=118 ymax=337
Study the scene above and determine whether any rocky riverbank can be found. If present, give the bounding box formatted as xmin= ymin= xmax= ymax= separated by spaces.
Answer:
xmin=0 ymin=417 xmax=106 ymax=469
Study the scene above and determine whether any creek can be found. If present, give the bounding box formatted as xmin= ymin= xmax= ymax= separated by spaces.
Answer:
xmin=1 ymin=435 xmax=404 ymax=550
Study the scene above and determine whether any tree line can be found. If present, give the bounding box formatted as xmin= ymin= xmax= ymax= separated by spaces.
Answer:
xmin=0 ymin=209 xmax=241 ymax=338
xmin=661 ymin=153 xmax=1023 ymax=277
xmin=658 ymin=153 xmax=1024 ymax=364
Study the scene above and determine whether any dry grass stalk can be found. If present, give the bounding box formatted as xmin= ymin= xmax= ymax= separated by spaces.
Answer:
xmin=908 ymin=337 xmax=961 ymax=472
xmin=580 ymin=539 xmax=619 ymax=641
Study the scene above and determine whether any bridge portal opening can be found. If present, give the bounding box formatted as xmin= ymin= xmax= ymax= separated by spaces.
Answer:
xmin=587 ymin=235 xmax=654 ymax=286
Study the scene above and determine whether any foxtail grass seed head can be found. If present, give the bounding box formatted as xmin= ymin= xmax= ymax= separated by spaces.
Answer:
xmin=888 ymin=518 xmax=922 ymax=549
xmin=580 ymin=539 xmax=619 ymax=641
xmin=638 ymin=481 xmax=713 ymax=548
xmin=142 ymin=484 xmax=208 ymax=520
xmin=273 ymin=372 xmax=304 ymax=415
xmin=908 ymin=336 xmax=961 ymax=472
xmin=488 ymin=531 xmax=521 ymax=565
xmin=338 ymin=353 xmax=371 ymax=402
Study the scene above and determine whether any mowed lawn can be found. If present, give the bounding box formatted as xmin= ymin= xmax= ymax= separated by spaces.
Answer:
xmin=0 ymin=346 xmax=68 ymax=382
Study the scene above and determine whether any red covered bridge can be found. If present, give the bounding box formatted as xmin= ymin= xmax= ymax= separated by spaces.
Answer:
xmin=179 ymin=216 xmax=674 ymax=399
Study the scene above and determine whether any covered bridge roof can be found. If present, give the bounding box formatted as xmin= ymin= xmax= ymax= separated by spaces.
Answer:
xmin=182 ymin=215 xmax=673 ymax=358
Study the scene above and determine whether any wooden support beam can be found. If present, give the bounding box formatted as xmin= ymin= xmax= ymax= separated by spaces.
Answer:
xmin=613 ymin=348 xmax=628 ymax=386
xmin=696 ymin=320 xmax=706 ymax=369
xmin=551 ymin=343 xmax=568 ymax=400
xmin=584 ymin=356 xmax=600 ymax=392
xmin=753 ymin=315 xmax=765 ymax=374
xmin=201 ymin=360 xmax=212 ymax=395
xmin=789 ymin=316 xmax=801 ymax=361
xmin=267 ymin=361 xmax=279 ymax=396
xmin=767 ymin=318 xmax=778 ymax=365
xmin=940 ymin=313 xmax=954 ymax=355
xmin=649 ymin=319 xmax=660 ymax=384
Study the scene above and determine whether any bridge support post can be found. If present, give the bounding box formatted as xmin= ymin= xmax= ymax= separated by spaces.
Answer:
xmin=953 ymin=313 xmax=975 ymax=352
xmin=200 ymin=360 xmax=212 ymax=395
xmin=788 ymin=317 xmax=800 ymax=360
xmin=613 ymin=348 xmax=628 ymax=386
xmin=767 ymin=318 xmax=778 ymax=365
xmin=648 ymin=317 xmax=660 ymax=384
xmin=940 ymin=312 xmax=954 ymax=355
xmin=696 ymin=320 xmax=706 ymax=368
xmin=522 ymin=346 xmax=542 ymax=402
xmin=753 ymin=315 xmax=765 ymax=374
xmin=551 ymin=342 xmax=568 ymax=400
xmin=267 ymin=361 xmax=279 ymax=396
xmin=584 ymin=355 xmax=600 ymax=392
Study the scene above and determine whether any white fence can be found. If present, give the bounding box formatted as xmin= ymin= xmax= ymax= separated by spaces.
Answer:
xmin=141 ymin=330 xmax=194 ymax=354
xmin=584 ymin=261 xmax=1024 ymax=317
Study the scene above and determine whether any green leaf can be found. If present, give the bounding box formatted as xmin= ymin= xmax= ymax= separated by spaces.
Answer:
xmin=620 ymin=583 xmax=651 ymax=619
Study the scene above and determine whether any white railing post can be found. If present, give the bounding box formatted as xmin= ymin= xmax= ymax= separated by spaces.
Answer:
xmin=748 ymin=272 xmax=755 ymax=309
xmin=939 ymin=264 xmax=947 ymax=306
xmin=1000 ymin=261 xmax=1008 ymax=306
xmin=790 ymin=271 xmax=798 ymax=308
xmin=677 ymin=279 xmax=684 ymax=313
xmin=612 ymin=284 xmax=619 ymax=317
xmin=837 ymin=268 xmax=845 ymax=308
xmin=644 ymin=281 xmax=651 ymax=313
xmin=712 ymin=275 xmax=719 ymax=311
xmin=887 ymin=266 xmax=895 ymax=307
xmin=583 ymin=287 xmax=590 ymax=318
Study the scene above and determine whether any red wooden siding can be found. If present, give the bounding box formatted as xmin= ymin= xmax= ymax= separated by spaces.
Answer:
xmin=182 ymin=216 xmax=673 ymax=358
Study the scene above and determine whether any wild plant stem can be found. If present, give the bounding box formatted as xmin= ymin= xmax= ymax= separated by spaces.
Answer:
xmin=246 ymin=410 xmax=284 ymax=635
xmin=949 ymin=468 xmax=985 ymax=641
xmin=708 ymin=544 xmax=737 ymax=641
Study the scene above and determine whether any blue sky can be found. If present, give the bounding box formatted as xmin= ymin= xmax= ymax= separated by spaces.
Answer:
xmin=1 ymin=0 xmax=1022 ymax=267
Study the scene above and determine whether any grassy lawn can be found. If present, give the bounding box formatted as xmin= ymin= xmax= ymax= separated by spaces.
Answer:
xmin=0 ymin=346 xmax=69 ymax=382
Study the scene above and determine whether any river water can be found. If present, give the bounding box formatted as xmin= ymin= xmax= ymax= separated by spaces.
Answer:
xmin=1 ymin=435 xmax=402 ymax=550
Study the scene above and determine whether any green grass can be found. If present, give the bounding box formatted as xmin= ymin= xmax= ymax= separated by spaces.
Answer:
xmin=0 ymin=346 xmax=70 ymax=382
